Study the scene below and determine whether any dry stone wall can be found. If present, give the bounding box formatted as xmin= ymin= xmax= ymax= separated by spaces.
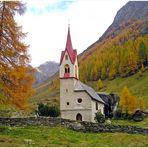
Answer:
xmin=0 ymin=117 xmax=147 ymax=135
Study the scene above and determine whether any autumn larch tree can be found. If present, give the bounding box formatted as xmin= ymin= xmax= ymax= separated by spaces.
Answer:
xmin=119 ymin=86 xmax=137 ymax=115
xmin=0 ymin=2 xmax=34 ymax=109
xmin=97 ymin=78 xmax=103 ymax=90
xmin=139 ymin=97 xmax=145 ymax=111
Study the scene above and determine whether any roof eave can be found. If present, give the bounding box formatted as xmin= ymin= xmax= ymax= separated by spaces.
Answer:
xmin=74 ymin=89 xmax=105 ymax=104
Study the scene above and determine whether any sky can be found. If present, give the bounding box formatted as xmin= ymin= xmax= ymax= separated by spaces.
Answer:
xmin=16 ymin=0 xmax=129 ymax=67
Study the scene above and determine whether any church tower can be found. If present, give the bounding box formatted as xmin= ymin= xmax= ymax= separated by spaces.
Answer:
xmin=60 ymin=25 xmax=79 ymax=79
xmin=60 ymin=25 xmax=79 ymax=119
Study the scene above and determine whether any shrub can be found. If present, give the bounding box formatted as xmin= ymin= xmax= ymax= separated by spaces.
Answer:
xmin=94 ymin=111 xmax=105 ymax=123
xmin=132 ymin=110 xmax=144 ymax=122
xmin=37 ymin=103 xmax=60 ymax=117
xmin=48 ymin=105 xmax=60 ymax=117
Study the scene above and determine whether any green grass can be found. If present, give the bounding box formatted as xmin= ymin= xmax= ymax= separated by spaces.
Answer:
xmin=111 ymin=117 xmax=148 ymax=128
xmin=0 ymin=125 xmax=148 ymax=147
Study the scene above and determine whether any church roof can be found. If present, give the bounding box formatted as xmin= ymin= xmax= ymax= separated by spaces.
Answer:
xmin=74 ymin=80 xmax=105 ymax=104
xmin=60 ymin=26 xmax=77 ymax=65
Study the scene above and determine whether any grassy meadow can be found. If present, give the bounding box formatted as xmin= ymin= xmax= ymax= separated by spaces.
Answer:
xmin=0 ymin=125 xmax=148 ymax=147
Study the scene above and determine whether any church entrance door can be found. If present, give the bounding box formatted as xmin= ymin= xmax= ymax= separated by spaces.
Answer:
xmin=76 ymin=113 xmax=82 ymax=121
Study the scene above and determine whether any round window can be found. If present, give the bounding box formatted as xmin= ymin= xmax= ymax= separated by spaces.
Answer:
xmin=77 ymin=98 xmax=82 ymax=103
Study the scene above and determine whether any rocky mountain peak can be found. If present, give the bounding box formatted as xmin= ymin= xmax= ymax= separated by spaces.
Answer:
xmin=114 ymin=1 xmax=148 ymax=24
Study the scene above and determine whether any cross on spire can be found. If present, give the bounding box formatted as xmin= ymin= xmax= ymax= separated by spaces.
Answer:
xmin=68 ymin=19 xmax=70 ymax=28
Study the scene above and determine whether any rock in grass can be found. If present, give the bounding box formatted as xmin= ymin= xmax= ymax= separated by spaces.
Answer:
xmin=23 ymin=139 xmax=33 ymax=145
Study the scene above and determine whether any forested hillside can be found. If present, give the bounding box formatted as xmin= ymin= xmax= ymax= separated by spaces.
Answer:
xmin=79 ymin=1 xmax=148 ymax=82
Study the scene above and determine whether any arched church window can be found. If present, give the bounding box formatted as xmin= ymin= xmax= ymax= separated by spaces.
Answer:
xmin=68 ymin=67 xmax=70 ymax=73
xmin=64 ymin=64 xmax=70 ymax=73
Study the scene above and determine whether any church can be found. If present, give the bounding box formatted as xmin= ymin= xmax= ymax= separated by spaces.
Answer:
xmin=60 ymin=26 xmax=105 ymax=122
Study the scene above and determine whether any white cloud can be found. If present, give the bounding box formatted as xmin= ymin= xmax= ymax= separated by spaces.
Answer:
xmin=16 ymin=0 xmax=128 ymax=67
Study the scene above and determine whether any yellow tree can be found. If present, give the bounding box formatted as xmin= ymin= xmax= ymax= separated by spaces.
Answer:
xmin=128 ymin=94 xmax=137 ymax=114
xmin=108 ymin=60 xmax=116 ymax=80
xmin=120 ymin=86 xmax=129 ymax=113
xmin=97 ymin=79 xmax=103 ymax=90
xmin=128 ymin=49 xmax=138 ymax=73
xmin=0 ymin=2 xmax=34 ymax=109
xmin=139 ymin=97 xmax=145 ymax=111
xmin=120 ymin=86 xmax=137 ymax=114
xmin=141 ymin=64 xmax=145 ymax=72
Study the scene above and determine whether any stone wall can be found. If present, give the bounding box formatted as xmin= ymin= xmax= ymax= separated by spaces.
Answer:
xmin=0 ymin=117 xmax=147 ymax=135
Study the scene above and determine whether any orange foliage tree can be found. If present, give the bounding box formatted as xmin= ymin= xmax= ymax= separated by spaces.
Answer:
xmin=0 ymin=2 xmax=34 ymax=109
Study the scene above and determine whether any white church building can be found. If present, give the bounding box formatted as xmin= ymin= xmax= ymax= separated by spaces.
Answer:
xmin=60 ymin=26 xmax=105 ymax=122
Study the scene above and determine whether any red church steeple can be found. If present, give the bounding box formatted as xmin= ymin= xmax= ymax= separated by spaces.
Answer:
xmin=65 ymin=25 xmax=73 ymax=52
xmin=60 ymin=25 xmax=77 ymax=65
xmin=60 ymin=25 xmax=79 ymax=79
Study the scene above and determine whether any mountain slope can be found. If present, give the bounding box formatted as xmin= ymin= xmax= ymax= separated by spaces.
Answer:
xmin=79 ymin=1 xmax=148 ymax=81
xmin=100 ymin=1 xmax=148 ymax=41
xmin=87 ymin=69 xmax=148 ymax=107
xmin=33 ymin=61 xmax=59 ymax=86
xmin=30 ymin=71 xmax=59 ymax=107
xmin=80 ymin=1 xmax=148 ymax=61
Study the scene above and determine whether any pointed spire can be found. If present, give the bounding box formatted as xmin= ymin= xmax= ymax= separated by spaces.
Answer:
xmin=65 ymin=24 xmax=73 ymax=51
xmin=60 ymin=24 xmax=77 ymax=65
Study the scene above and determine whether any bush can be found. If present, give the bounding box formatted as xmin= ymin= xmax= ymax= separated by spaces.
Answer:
xmin=132 ymin=110 xmax=144 ymax=122
xmin=48 ymin=105 xmax=60 ymax=117
xmin=94 ymin=111 xmax=105 ymax=123
xmin=37 ymin=103 xmax=60 ymax=117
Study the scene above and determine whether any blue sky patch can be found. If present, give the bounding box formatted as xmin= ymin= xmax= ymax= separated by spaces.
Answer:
xmin=28 ymin=0 xmax=76 ymax=15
